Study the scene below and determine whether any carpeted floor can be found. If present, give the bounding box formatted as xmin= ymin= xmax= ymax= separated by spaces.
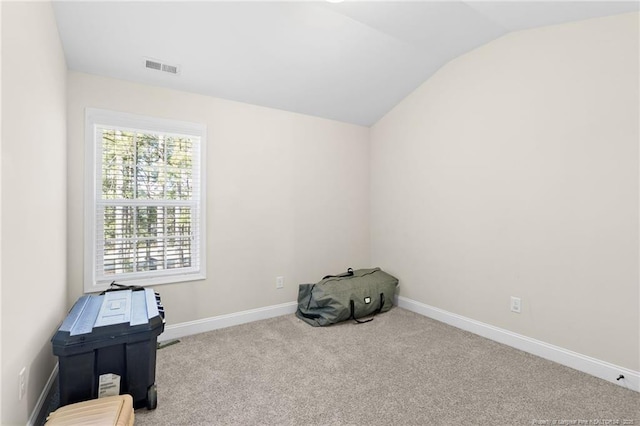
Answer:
xmin=134 ymin=308 xmax=639 ymax=425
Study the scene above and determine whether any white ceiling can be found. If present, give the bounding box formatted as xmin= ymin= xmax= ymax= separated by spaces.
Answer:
xmin=52 ymin=1 xmax=639 ymax=127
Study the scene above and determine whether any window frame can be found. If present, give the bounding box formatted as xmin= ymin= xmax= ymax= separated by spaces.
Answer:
xmin=84 ymin=108 xmax=207 ymax=293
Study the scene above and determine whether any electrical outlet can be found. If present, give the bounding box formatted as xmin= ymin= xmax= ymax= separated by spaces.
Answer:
xmin=510 ymin=296 xmax=521 ymax=314
xmin=18 ymin=367 xmax=26 ymax=400
xmin=276 ymin=276 xmax=284 ymax=289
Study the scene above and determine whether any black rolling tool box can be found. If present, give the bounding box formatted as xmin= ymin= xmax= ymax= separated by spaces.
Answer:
xmin=52 ymin=288 xmax=165 ymax=410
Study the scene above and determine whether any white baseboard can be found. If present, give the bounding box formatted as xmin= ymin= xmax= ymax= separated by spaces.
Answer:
xmin=161 ymin=297 xmax=639 ymax=392
xmin=32 ymin=297 xmax=636 ymax=424
xmin=27 ymin=362 xmax=58 ymax=426
xmin=396 ymin=296 xmax=639 ymax=393
xmin=159 ymin=301 xmax=298 ymax=342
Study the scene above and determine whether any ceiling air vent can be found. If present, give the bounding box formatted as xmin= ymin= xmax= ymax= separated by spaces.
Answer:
xmin=161 ymin=64 xmax=179 ymax=74
xmin=144 ymin=58 xmax=180 ymax=75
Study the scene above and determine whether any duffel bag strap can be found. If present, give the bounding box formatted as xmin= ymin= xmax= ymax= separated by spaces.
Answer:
xmin=350 ymin=293 xmax=385 ymax=324
xmin=322 ymin=267 xmax=354 ymax=280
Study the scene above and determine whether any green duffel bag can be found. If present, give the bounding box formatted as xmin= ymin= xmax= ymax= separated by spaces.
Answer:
xmin=296 ymin=267 xmax=399 ymax=326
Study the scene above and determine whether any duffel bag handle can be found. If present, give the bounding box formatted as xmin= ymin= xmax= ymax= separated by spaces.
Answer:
xmin=322 ymin=267 xmax=354 ymax=280
xmin=350 ymin=293 xmax=385 ymax=324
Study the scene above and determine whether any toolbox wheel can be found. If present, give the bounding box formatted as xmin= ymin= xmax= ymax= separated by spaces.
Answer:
xmin=146 ymin=384 xmax=158 ymax=410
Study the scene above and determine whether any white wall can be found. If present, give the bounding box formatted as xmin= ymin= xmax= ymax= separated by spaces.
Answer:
xmin=371 ymin=12 xmax=639 ymax=371
xmin=1 ymin=2 xmax=68 ymax=424
xmin=67 ymin=72 xmax=370 ymax=324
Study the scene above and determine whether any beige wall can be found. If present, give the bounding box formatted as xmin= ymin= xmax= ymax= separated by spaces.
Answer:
xmin=371 ymin=12 xmax=639 ymax=371
xmin=0 ymin=2 xmax=3 ymax=422
xmin=1 ymin=7 xmax=637 ymax=423
xmin=1 ymin=2 xmax=68 ymax=424
xmin=67 ymin=72 xmax=371 ymax=324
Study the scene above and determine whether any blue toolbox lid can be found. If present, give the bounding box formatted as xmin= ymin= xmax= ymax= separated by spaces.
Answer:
xmin=52 ymin=288 xmax=164 ymax=355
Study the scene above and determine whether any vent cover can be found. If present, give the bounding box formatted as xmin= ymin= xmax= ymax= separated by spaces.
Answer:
xmin=161 ymin=64 xmax=178 ymax=74
xmin=144 ymin=58 xmax=180 ymax=75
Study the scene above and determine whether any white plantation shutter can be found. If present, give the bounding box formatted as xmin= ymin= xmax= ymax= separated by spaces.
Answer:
xmin=85 ymin=109 xmax=206 ymax=292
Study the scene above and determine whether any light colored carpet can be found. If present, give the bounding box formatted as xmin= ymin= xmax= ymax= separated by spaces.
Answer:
xmin=135 ymin=308 xmax=639 ymax=425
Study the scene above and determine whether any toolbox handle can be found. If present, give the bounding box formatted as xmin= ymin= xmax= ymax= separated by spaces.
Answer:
xmin=100 ymin=281 xmax=145 ymax=295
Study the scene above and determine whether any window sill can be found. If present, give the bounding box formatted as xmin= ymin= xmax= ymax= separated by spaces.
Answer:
xmin=84 ymin=272 xmax=206 ymax=294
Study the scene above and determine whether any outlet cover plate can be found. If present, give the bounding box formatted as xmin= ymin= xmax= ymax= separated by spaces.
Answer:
xmin=510 ymin=296 xmax=521 ymax=313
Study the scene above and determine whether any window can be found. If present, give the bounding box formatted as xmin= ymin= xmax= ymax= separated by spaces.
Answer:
xmin=85 ymin=108 xmax=206 ymax=292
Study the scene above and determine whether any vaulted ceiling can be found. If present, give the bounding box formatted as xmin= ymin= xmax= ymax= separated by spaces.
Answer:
xmin=52 ymin=1 xmax=639 ymax=126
